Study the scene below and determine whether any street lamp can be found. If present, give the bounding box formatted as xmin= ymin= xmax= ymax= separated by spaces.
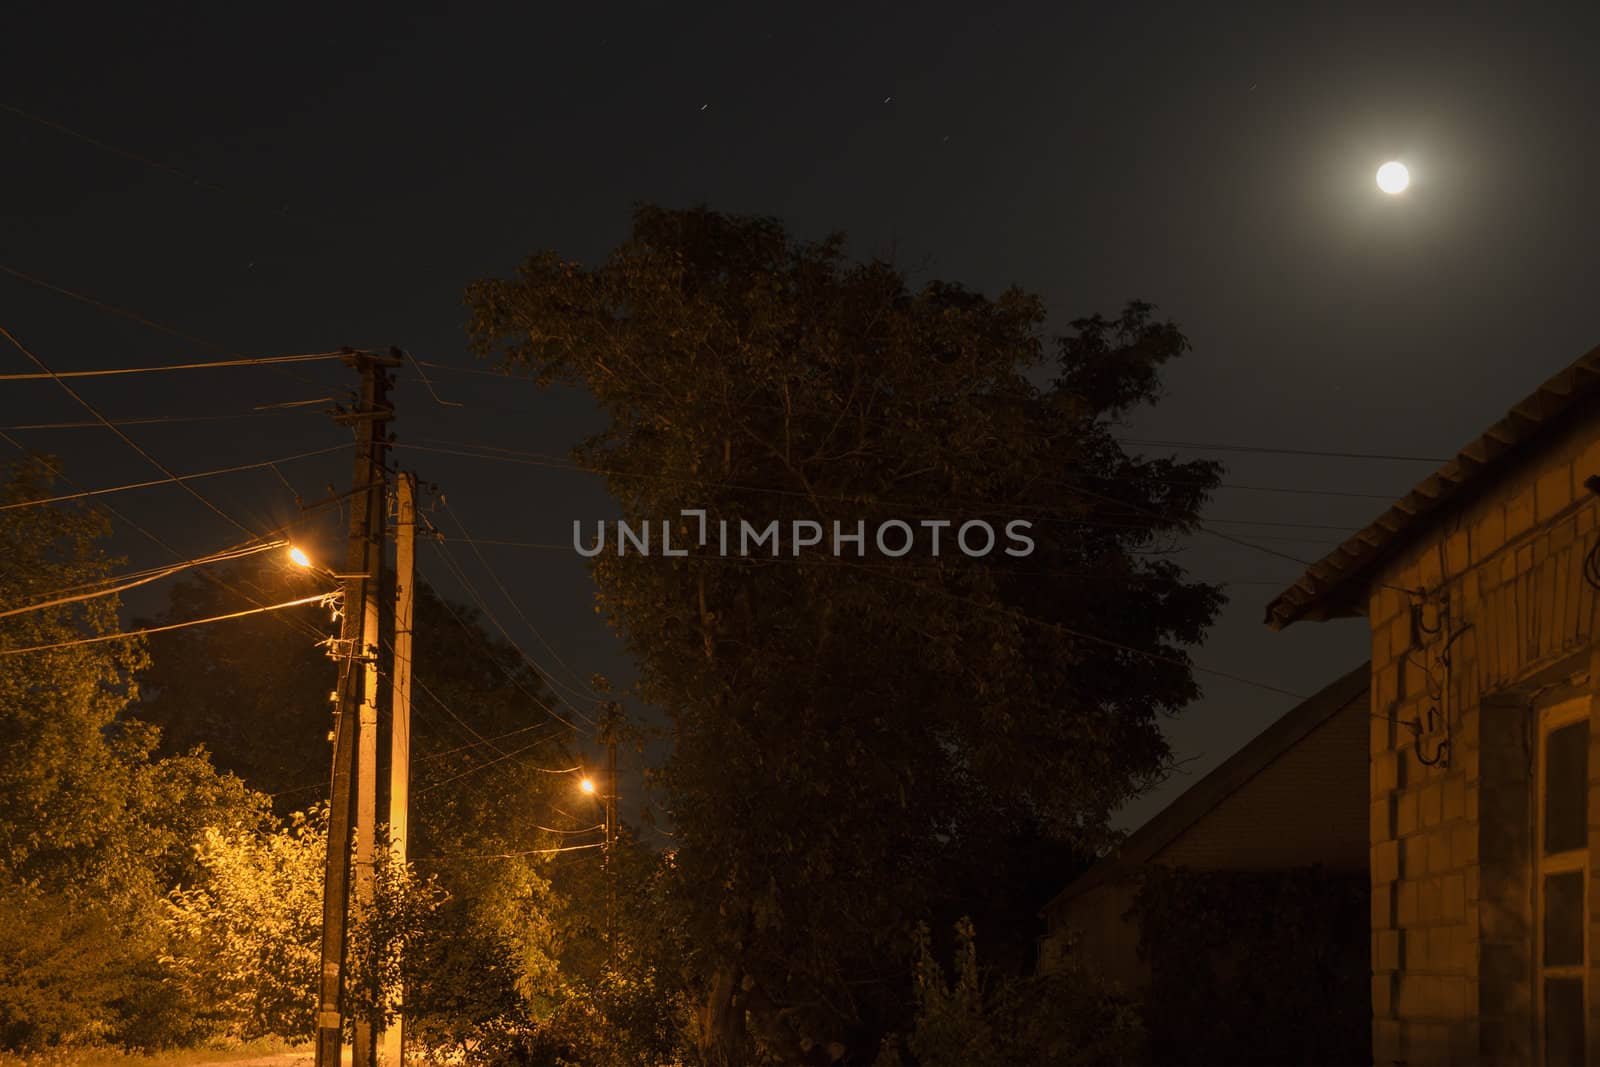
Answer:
xmin=579 ymin=777 xmax=597 ymax=795
xmin=289 ymin=545 xmax=367 ymax=580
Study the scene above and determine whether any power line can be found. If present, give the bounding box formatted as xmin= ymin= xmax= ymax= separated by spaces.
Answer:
xmin=0 ymin=518 xmax=320 ymax=605
xmin=1119 ymin=437 xmax=1450 ymax=464
xmin=268 ymin=719 xmax=576 ymax=802
xmin=1 ymin=102 xmax=296 ymax=219
xmin=407 ymin=433 xmax=1352 ymax=635
xmin=414 ymin=720 xmax=569 ymax=769
xmin=369 ymin=593 xmax=578 ymax=765
xmin=411 ymin=737 xmax=581 ymax=798
xmin=0 ymin=443 xmax=349 ymax=512
xmin=0 ymin=327 xmax=372 ymax=638
xmin=0 ymin=264 xmax=324 ymax=388
xmin=1048 ymin=475 xmax=1318 ymax=569
xmin=2 ymin=407 xmax=327 ymax=432
xmin=407 ymin=357 xmax=1445 ymax=477
xmin=0 ymin=538 xmax=287 ymax=620
xmin=405 ymin=352 xmax=463 ymax=409
xmin=408 ymin=663 xmax=568 ymax=760
xmin=417 ymin=543 xmax=595 ymax=730
xmin=2 ymin=437 xmax=337 ymax=648
xmin=399 ymin=440 xmax=1352 ymax=550
xmin=421 ymin=439 xmax=1357 ymax=534
xmin=0 ymin=324 xmax=281 ymax=541
xmin=437 ymin=534 xmax=1303 ymax=587
xmin=435 ymin=499 xmax=603 ymax=705
xmin=388 ymin=368 xmax=1421 ymax=613
xmin=0 ymin=351 xmax=345 ymax=381
xmin=411 ymin=841 xmax=605 ymax=862
xmin=854 ymin=563 xmax=1310 ymax=702
xmin=425 ymin=515 xmax=1307 ymax=717
xmin=0 ymin=591 xmax=336 ymax=656
xmin=1211 ymin=481 xmax=1396 ymax=502
xmin=1051 ymin=472 xmax=1415 ymax=602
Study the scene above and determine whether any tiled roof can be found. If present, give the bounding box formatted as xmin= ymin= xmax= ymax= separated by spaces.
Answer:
xmin=1264 ymin=343 xmax=1600 ymax=630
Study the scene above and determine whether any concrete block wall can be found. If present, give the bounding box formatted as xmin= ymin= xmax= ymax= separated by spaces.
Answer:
xmin=1367 ymin=420 xmax=1600 ymax=1066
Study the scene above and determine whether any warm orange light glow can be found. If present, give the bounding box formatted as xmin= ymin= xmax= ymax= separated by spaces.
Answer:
xmin=579 ymin=777 xmax=597 ymax=795
xmin=288 ymin=546 xmax=312 ymax=569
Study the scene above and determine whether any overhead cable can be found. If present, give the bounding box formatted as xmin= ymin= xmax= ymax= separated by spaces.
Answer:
xmin=0 ymin=591 xmax=336 ymax=656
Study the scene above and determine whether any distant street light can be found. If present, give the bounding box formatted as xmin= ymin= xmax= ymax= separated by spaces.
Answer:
xmin=579 ymin=777 xmax=597 ymax=795
xmin=289 ymin=545 xmax=313 ymax=569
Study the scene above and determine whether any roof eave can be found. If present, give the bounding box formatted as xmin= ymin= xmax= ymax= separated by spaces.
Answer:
xmin=1265 ymin=343 xmax=1600 ymax=629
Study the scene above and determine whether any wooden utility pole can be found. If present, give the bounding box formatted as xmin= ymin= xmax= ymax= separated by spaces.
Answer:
xmin=380 ymin=472 xmax=416 ymax=1067
xmin=315 ymin=350 xmax=398 ymax=1067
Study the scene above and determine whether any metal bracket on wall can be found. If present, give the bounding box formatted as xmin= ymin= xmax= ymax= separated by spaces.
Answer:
xmin=1407 ymin=589 xmax=1471 ymax=768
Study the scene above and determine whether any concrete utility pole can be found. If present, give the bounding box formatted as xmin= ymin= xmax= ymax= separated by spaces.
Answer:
xmin=315 ymin=349 xmax=399 ymax=1067
xmin=352 ymin=468 xmax=385 ymax=1067
xmin=380 ymin=472 xmax=416 ymax=1067
xmin=601 ymin=702 xmax=620 ymax=968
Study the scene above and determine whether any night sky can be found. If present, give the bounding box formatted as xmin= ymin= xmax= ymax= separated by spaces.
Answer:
xmin=5 ymin=3 xmax=1598 ymax=830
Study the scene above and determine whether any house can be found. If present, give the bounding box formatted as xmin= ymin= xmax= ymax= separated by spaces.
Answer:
xmin=1039 ymin=663 xmax=1369 ymax=985
xmin=1266 ymin=343 xmax=1600 ymax=1066
xmin=1037 ymin=665 xmax=1372 ymax=1064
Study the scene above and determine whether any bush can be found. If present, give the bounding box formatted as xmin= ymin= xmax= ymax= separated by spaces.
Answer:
xmin=879 ymin=918 xmax=1144 ymax=1067
xmin=1131 ymin=866 xmax=1370 ymax=1066
xmin=160 ymin=809 xmax=326 ymax=1041
xmin=0 ymin=884 xmax=129 ymax=1050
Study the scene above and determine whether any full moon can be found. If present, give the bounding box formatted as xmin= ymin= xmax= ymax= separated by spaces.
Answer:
xmin=1376 ymin=161 xmax=1410 ymax=194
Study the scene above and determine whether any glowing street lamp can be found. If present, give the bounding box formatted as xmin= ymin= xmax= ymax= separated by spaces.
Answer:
xmin=289 ymin=545 xmax=366 ymax=580
xmin=579 ymin=777 xmax=597 ymax=795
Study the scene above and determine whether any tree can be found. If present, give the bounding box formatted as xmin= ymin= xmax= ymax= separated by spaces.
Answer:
xmin=0 ymin=457 xmax=267 ymax=1050
xmin=466 ymin=206 xmax=1225 ymax=1060
xmin=0 ymin=456 xmax=147 ymax=896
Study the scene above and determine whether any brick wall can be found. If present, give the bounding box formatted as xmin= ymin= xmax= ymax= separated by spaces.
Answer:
xmin=1366 ymin=416 xmax=1600 ymax=1065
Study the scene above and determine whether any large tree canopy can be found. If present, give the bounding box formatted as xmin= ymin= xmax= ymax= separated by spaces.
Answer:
xmin=467 ymin=206 xmax=1225 ymax=1061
